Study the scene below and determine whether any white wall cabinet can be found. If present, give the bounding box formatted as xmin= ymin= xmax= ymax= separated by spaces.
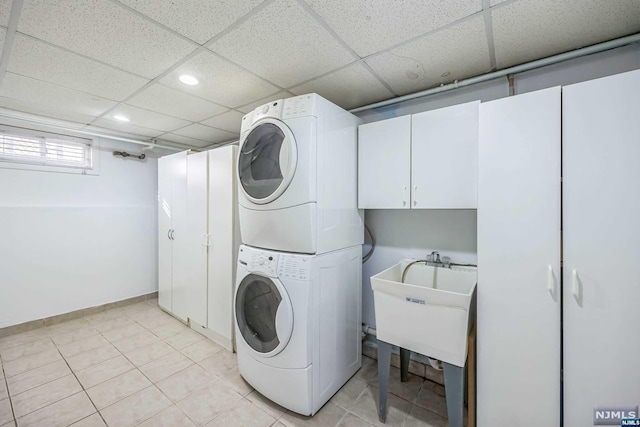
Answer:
xmin=477 ymin=87 xmax=561 ymax=427
xmin=358 ymin=102 xmax=478 ymax=209
xmin=158 ymin=151 xmax=188 ymax=322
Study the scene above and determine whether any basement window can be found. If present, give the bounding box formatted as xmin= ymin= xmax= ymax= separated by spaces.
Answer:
xmin=0 ymin=125 xmax=97 ymax=174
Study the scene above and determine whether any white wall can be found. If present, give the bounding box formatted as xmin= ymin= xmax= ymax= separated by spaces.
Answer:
xmin=0 ymin=137 xmax=159 ymax=328
xmin=358 ymin=43 xmax=640 ymax=328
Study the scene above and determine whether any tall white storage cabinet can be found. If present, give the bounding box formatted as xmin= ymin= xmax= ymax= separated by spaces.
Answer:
xmin=184 ymin=146 xmax=240 ymax=350
xmin=477 ymin=87 xmax=561 ymax=427
xmin=158 ymin=151 xmax=188 ymax=322
xmin=562 ymin=70 xmax=640 ymax=427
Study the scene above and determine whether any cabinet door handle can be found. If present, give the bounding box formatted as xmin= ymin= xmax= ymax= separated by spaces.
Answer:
xmin=167 ymin=229 xmax=171 ymax=240
xmin=571 ymin=269 xmax=580 ymax=302
xmin=202 ymin=233 xmax=211 ymax=247
xmin=413 ymin=186 xmax=418 ymax=206
xmin=170 ymin=229 xmax=175 ymax=240
xmin=546 ymin=265 xmax=555 ymax=297
xmin=403 ymin=186 xmax=407 ymax=206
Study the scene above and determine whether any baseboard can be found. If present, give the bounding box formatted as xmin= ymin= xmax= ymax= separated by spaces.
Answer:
xmin=0 ymin=292 xmax=159 ymax=339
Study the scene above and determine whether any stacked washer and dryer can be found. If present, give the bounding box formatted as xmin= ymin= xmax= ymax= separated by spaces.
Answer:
xmin=234 ymin=93 xmax=363 ymax=416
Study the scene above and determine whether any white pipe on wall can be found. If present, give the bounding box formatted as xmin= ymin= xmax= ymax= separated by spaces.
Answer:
xmin=349 ymin=33 xmax=640 ymax=114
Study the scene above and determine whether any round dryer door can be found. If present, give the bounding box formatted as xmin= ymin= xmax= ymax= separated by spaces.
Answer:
xmin=235 ymin=274 xmax=293 ymax=357
xmin=238 ymin=119 xmax=297 ymax=204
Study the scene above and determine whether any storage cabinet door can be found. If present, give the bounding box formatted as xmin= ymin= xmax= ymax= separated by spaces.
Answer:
xmin=411 ymin=101 xmax=479 ymax=209
xmin=358 ymin=116 xmax=411 ymax=209
xmin=169 ymin=151 xmax=188 ymax=322
xmin=186 ymin=151 xmax=208 ymax=327
xmin=563 ymin=70 xmax=640 ymax=427
xmin=158 ymin=155 xmax=172 ymax=312
xmin=477 ymin=87 xmax=561 ymax=427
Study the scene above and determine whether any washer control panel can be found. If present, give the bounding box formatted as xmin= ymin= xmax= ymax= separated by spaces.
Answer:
xmin=238 ymin=246 xmax=279 ymax=277
xmin=277 ymin=255 xmax=310 ymax=281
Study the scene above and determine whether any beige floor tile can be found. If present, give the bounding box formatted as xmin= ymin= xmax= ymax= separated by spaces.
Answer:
xmin=112 ymin=331 xmax=159 ymax=354
xmin=369 ymin=367 xmax=424 ymax=402
xmin=272 ymin=423 xmax=286 ymax=427
xmin=92 ymin=318 xmax=135 ymax=335
xmin=50 ymin=327 xmax=99 ymax=347
xmin=87 ymin=370 xmax=151 ymax=410
xmin=330 ymin=377 xmax=368 ymax=410
xmin=138 ymin=352 xmax=193 ymax=383
xmin=65 ymin=343 xmax=121 ymax=373
xmin=164 ymin=330 xmax=204 ymax=350
xmin=354 ymin=357 xmax=378 ymax=384
xmin=1 ymin=420 xmax=16 ymax=427
xmin=350 ymin=386 xmax=411 ymax=427
xmin=147 ymin=321 xmax=188 ymax=340
xmin=0 ymin=376 xmax=8 ymax=400
xmin=102 ymin=324 xmax=145 ymax=343
xmin=181 ymin=339 xmax=223 ymax=363
xmin=3 ymin=349 xmax=63 ymax=378
xmin=218 ymin=368 xmax=253 ymax=397
xmin=57 ymin=335 xmax=109 ymax=359
xmin=0 ymin=339 xmax=56 ymax=363
xmin=12 ymin=374 xmax=82 ymax=418
xmin=76 ymin=355 xmax=135 ymax=389
xmin=0 ymin=330 xmax=48 ymax=352
xmin=45 ymin=319 xmax=90 ymax=336
xmin=0 ymin=398 xmax=13 ymax=425
xmin=16 ymin=392 xmax=95 ymax=427
xmin=69 ymin=413 xmax=106 ymax=427
xmin=6 ymin=360 xmax=71 ymax=396
xmin=133 ymin=313 xmax=175 ymax=330
xmin=85 ymin=310 xmax=122 ymax=326
xmin=176 ymin=381 xmax=244 ymax=426
xmin=99 ymin=386 xmax=171 ymax=427
xmin=413 ymin=382 xmax=447 ymax=419
xmin=137 ymin=405 xmax=196 ymax=427
xmin=125 ymin=342 xmax=174 ymax=367
xmin=204 ymin=398 xmax=275 ymax=427
xmin=198 ymin=350 xmax=237 ymax=377
xmin=246 ymin=390 xmax=288 ymax=420
xmin=402 ymin=405 xmax=447 ymax=427
xmin=338 ymin=413 xmax=376 ymax=427
xmin=280 ymin=402 xmax=346 ymax=427
xmin=156 ymin=365 xmax=216 ymax=402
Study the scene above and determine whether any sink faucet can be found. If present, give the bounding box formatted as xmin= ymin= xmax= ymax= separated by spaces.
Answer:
xmin=426 ymin=251 xmax=451 ymax=268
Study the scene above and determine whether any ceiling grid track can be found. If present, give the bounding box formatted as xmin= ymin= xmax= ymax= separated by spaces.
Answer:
xmin=482 ymin=0 xmax=498 ymax=71
xmin=0 ymin=0 xmax=24 ymax=88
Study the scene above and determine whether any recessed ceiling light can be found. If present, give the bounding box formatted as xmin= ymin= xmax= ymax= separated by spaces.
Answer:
xmin=113 ymin=114 xmax=130 ymax=122
xmin=179 ymin=75 xmax=199 ymax=86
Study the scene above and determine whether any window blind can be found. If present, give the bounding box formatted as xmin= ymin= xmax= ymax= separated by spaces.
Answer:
xmin=0 ymin=128 xmax=92 ymax=169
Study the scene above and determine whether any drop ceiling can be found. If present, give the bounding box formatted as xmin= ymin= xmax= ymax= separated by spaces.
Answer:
xmin=0 ymin=0 xmax=638 ymax=149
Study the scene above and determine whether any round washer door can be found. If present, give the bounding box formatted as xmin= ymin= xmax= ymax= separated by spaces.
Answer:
xmin=238 ymin=119 xmax=297 ymax=204
xmin=235 ymin=273 xmax=293 ymax=357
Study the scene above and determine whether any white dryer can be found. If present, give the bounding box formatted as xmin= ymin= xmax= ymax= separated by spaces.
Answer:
xmin=237 ymin=93 xmax=363 ymax=254
xmin=234 ymin=244 xmax=362 ymax=415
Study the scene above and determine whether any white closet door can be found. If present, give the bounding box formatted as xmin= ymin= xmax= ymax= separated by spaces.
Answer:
xmin=411 ymin=101 xmax=478 ymax=209
xmin=358 ymin=116 xmax=411 ymax=209
xmin=186 ymin=151 xmax=209 ymax=327
xmin=157 ymin=155 xmax=172 ymax=312
xmin=563 ymin=70 xmax=640 ymax=427
xmin=207 ymin=145 xmax=238 ymax=350
xmin=477 ymin=87 xmax=561 ymax=427
xmin=169 ymin=151 xmax=188 ymax=322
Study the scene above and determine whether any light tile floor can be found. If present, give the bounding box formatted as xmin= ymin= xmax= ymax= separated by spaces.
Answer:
xmin=0 ymin=300 xmax=451 ymax=427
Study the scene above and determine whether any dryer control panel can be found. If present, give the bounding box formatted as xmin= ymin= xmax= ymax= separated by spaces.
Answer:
xmin=252 ymin=99 xmax=283 ymax=123
xmin=282 ymin=94 xmax=317 ymax=119
xmin=277 ymin=255 xmax=311 ymax=281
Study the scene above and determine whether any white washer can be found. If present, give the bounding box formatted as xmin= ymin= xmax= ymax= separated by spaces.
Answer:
xmin=234 ymin=244 xmax=362 ymax=415
xmin=237 ymin=93 xmax=363 ymax=254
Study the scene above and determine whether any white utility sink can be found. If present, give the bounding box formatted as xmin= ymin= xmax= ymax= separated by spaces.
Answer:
xmin=371 ymin=260 xmax=477 ymax=367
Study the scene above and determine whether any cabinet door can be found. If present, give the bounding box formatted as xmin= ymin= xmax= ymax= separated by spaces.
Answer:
xmin=208 ymin=146 xmax=238 ymax=349
xmin=158 ymin=155 xmax=172 ymax=312
xmin=186 ymin=151 xmax=208 ymax=327
xmin=169 ymin=151 xmax=188 ymax=322
xmin=358 ymin=116 xmax=411 ymax=209
xmin=477 ymin=87 xmax=561 ymax=427
xmin=411 ymin=101 xmax=478 ymax=208
xmin=563 ymin=70 xmax=640 ymax=427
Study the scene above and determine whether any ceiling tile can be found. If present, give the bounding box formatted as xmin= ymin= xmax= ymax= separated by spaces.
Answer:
xmin=116 ymin=0 xmax=263 ymax=44
xmin=160 ymin=50 xmax=279 ymax=108
xmin=209 ymin=0 xmax=355 ymax=87
xmin=290 ymin=63 xmax=394 ymax=110
xmin=158 ymin=133 xmax=213 ymax=148
xmin=173 ymin=123 xmax=237 ymax=144
xmin=105 ymin=104 xmax=191 ymax=132
xmin=17 ymin=0 xmax=196 ymax=78
xmin=127 ymin=84 xmax=228 ymax=122
xmin=0 ymin=73 xmax=117 ymax=118
xmin=0 ymin=1 xmax=10 ymax=26
xmin=236 ymin=91 xmax=295 ymax=113
xmin=303 ymin=0 xmax=482 ymax=57
xmin=91 ymin=119 xmax=164 ymax=138
xmin=492 ymin=0 xmax=640 ymax=69
xmin=200 ymin=110 xmax=245 ymax=134
xmin=365 ymin=16 xmax=491 ymax=96
xmin=0 ymin=96 xmax=96 ymax=125
xmin=8 ymin=34 xmax=149 ymax=101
